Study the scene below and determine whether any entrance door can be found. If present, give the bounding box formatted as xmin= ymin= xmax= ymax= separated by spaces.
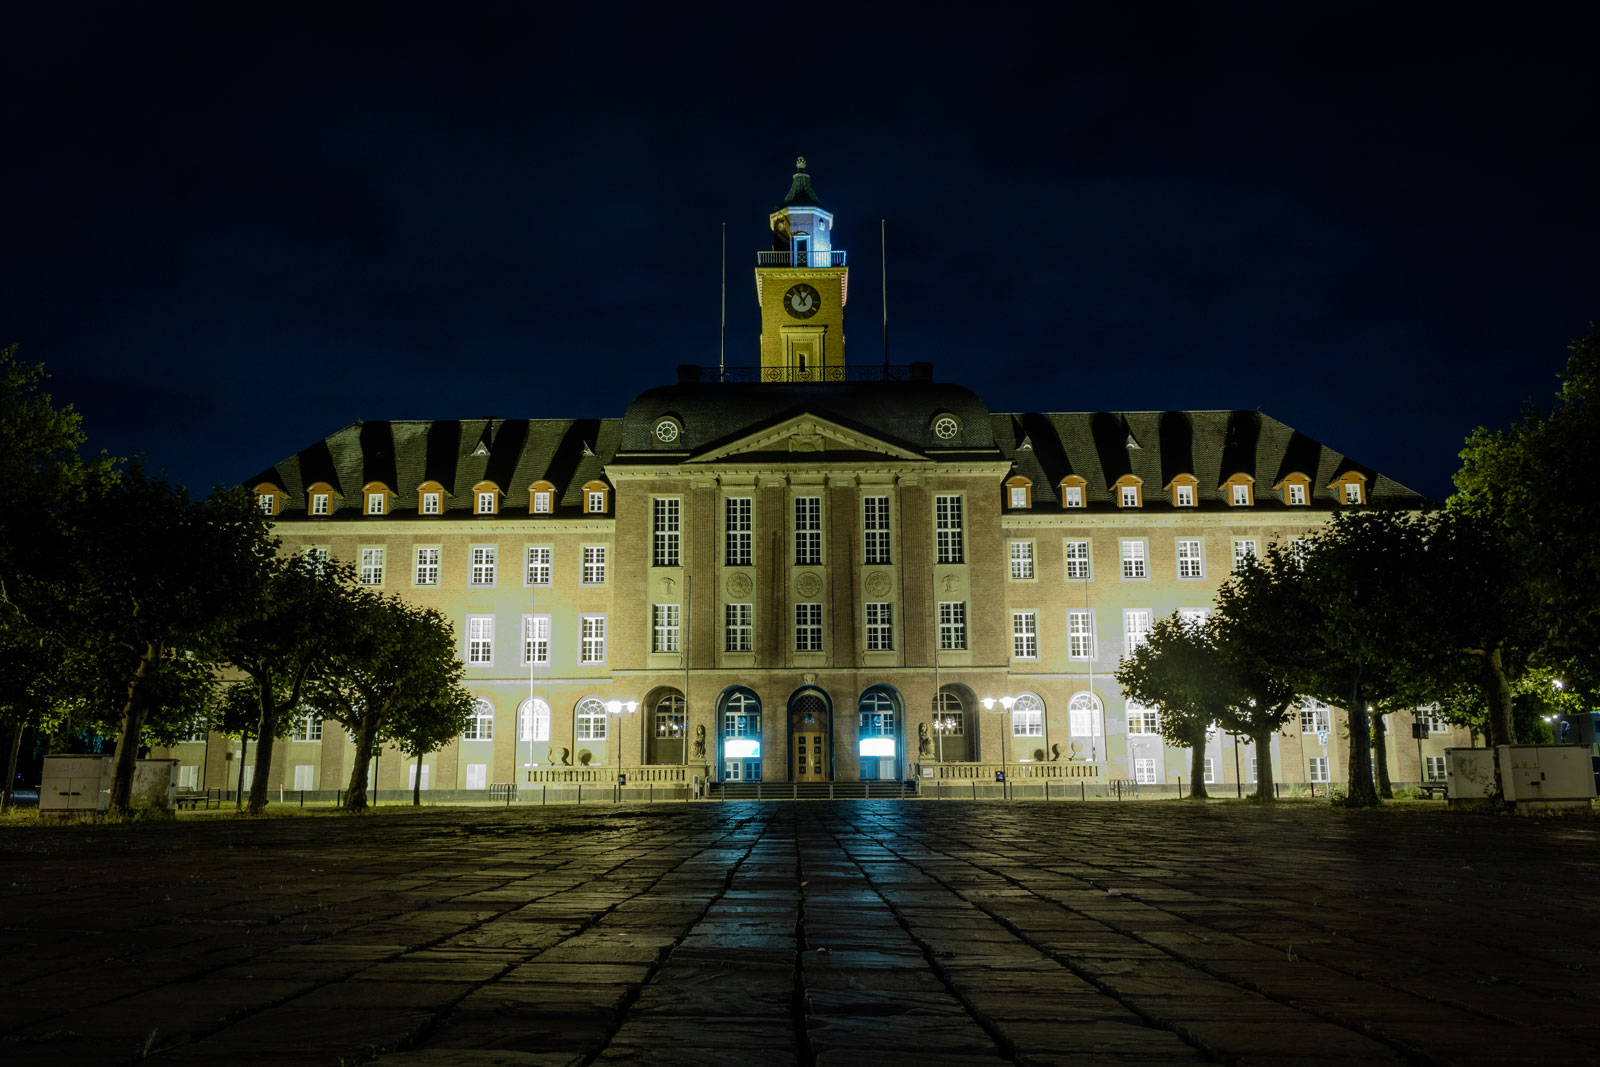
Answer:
xmin=790 ymin=689 xmax=830 ymax=782
xmin=794 ymin=730 xmax=825 ymax=781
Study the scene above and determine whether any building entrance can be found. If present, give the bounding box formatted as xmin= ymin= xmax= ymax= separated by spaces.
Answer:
xmin=789 ymin=689 xmax=831 ymax=782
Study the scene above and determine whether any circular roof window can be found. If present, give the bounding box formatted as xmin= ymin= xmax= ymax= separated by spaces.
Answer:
xmin=654 ymin=418 xmax=681 ymax=444
xmin=932 ymin=415 xmax=961 ymax=442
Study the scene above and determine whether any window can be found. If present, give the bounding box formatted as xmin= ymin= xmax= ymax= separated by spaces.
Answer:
xmin=526 ymin=546 xmax=551 ymax=585
xmin=1291 ymin=539 xmax=1311 ymax=568
xmin=311 ymin=493 xmax=330 ymax=516
xmin=1425 ymin=755 xmax=1446 ymax=781
xmin=421 ymin=491 xmax=441 ymax=515
xmin=293 ymin=765 xmax=314 ymax=790
xmin=1069 ymin=693 xmax=1101 ymax=736
xmin=935 ymin=495 xmax=964 ymax=564
xmin=860 ymin=691 xmax=897 ymax=737
xmin=531 ymin=490 xmax=551 ymax=514
xmin=178 ymin=765 xmax=199 ymax=790
xmin=1134 ymin=758 xmax=1157 ymax=784
xmin=292 ymin=715 xmax=322 ymax=742
xmin=865 ymin=602 xmax=893 ymax=651
xmin=1009 ymin=485 xmax=1028 ymax=508
xmin=1012 ymin=612 xmax=1038 ymax=659
xmin=184 ymin=723 xmax=208 ymax=743
xmin=794 ymin=497 xmax=822 ymax=565
xmin=863 ymin=496 xmax=891 ymax=565
xmin=415 ymin=547 xmax=440 ymax=585
xmin=938 ymin=602 xmax=967 ymax=651
xmin=932 ymin=692 xmax=965 ymax=734
xmin=1011 ymin=693 xmax=1043 ymax=737
xmin=1204 ymin=758 xmax=1216 ymax=784
xmin=580 ymin=616 xmax=606 ymax=664
xmin=519 ymin=698 xmax=551 ymax=742
xmin=1420 ymin=708 xmax=1449 ymax=733
xmin=367 ymin=492 xmax=385 ymax=515
xmin=467 ymin=616 xmax=494 ymax=664
xmin=1309 ymin=756 xmax=1329 ymax=783
xmin=655 ymin=694 xmax=686 ymax=738
xmin=1231 ymin=483 xmax=1250 ymax=506
xmin=1127 ymin=703 xmax=1159 ymax=735
xmin=586 ymin=489 xmax=607 ymax=514
xmin=1010 ymin=541 xmax=1035 ymax=580
xmin=725 ymin=603 xmax=753 ymax=652
xmin=1233 ymin=539 xmax=1257 ymax=570
xmin=1289 ymin=483 xmax=1307 ymax=506
xmin=1121 ymin=540 xmax=1147 ymax=579
xmin=1067 ymin=610 xmax=1094 ymax=660
xmin=1065 ymin=540 xmax=1090 ymax=580
xmin=725 ymin=497 xmax=752 ymax=566
xmin=1344 ymin=481 xmax=1364 ymax=504
xmin=724 ymin=693 xmax=759 ymax=737
xmin=653 ymin=498 xmax=681 ymax=567
xmin=1124 ymin=610 xmax=1152 ymax=656
xmin=1249 ymin=757 xmax=1258 ymax=783
xmin=469 ymin=545 xmax=496 ymax=586
xmin=1176 ymin=539 xmax=1204 ymax=579
xmin=1179 ymin=608 xmax=1209 ymax=628
xmin=465 ymin=764 xmax=487 ymax=790
xmin=653 ymin=604 xmax=681 ymax=653
xmin=1175 ymin=484 xmax=1195 ymax=507
xmin=523 ymin=615 xmax=550 ymax=666
xmin=257 ymin=493 xmax=276 ymax=515
xmin=582 ymin=546 xmax=606 ymax=584
xmin=1300 ymin=701 xmax=1331 ymax=733
xmin=359 ymin=547 xmax=385 ymax=586
xmin=1063 ymin=485 xmax=1084 ymax=508
xmin=304 ymin=546 xmax=329 ymax=573
xmin=576 ymin=697 xmax=608 ymax=740
xmin=477 ymin=490 xmax=497 ymax=515
xmin=463 ymin=698 xmax=495 ymax=741
xmin=1119 ymin=484 xmax=1139 ymax=508
xmin=795 ymin=603 xmax=823 ymax=652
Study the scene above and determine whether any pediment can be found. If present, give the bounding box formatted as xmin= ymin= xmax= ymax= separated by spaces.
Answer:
xmin=690 ymin=414 xmax=926 ymax=463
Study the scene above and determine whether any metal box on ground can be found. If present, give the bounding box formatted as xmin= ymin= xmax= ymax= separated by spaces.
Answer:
xmin=1497 ymin=745 xmax=1597 ymax=811
xmin=132 ymin=759 xmax=179 ymax=812
xmin=40 ymin=754 xmax=114 ymax=813
xmin=1445 ymin=747 xmax=1497 ymax=807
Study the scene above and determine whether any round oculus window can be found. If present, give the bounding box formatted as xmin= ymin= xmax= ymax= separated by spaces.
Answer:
xmin=932 ymin=416 xmax=960 ymax=441
xmin=654 ymin=420 xmax=680 ymax=443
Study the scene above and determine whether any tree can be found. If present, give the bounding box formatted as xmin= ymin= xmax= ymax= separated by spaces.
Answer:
xmin=1115 ymin=613 xmax=1245 ymax=799
xmin=58 ymin=473 xmax=274 ymax=812
xmin=303 ymin=592 xmax=466 ymax=812
xmin=1211 ymin=541 xmax=1315 ymax=802
xmin=219 ymin=553 xmax=357 ymax=813
xmin=388 ymin=686 xmax=476 ymax=806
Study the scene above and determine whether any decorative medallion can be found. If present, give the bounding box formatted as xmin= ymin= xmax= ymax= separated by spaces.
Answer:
xmin=659 ymin=576 xmax=676 ymax=596
xmin=795 ymin=571 xmax=823 ymax=599
xmin=864 ymin=570 xmax=892 ymax=597
xmin=941 ymin=574 xmax=961 ymax=594
xmin=725 ymin=572 xmax=753 ymax=599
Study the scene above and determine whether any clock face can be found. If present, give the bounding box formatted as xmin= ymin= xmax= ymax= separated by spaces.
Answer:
xmin=784 ymin=283 xmax=820 ymax=319
xmin=654 ymin=420 xmax=679 ymax=443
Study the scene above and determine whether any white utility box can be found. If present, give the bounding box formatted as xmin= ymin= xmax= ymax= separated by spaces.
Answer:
xmin=40 ymin=754 xmax=115 ymax=813
xmin=132 ymin=759 xmax=179 ymax=812
xmin=1497 ymin=745 xmax=1597 ymax=811
xmin=1445 ymin=747 xmax=1497 ymax=805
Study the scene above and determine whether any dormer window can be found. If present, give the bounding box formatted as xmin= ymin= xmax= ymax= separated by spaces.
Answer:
xmin=1005 ymin=477 xmax=1032 ymax=510
xmin=476 ymin=491 xmax=497 ymax=515
xmin=533 ymin=491 xmax=551 ymax=513
xmin=1223 ymin=475 xmax=1255 ymax=507
xmin=1290 ymin=484 xmax=1307 ymax=505
xmin=367 ymin=493 xmax=385 ymax=515
xmin=528 ymin=480 xmax=556 ymax=515
xmin=1344 ymin=482 xmax=1364 ymax=504
xmin=1176 ymin=485 xmax=1194 ymax=507
xmin=258 ymin=493 xmax=276 ymax=514
xmin=1064 ymin=487 xmax=1083 ymax=507
xmin=311 ymin=494 xmax=329 ymax=516
xmin=416 ymin=480 xmax=445 ymax=516
xmin=1232 ymin=484 xmax=1249 ymax=506
xmin=1114 ymin=477 xmax=1142 ymax=508
xmin=306 ymin=482 xmax=337 ymax=516
xmin=421 ymin=492 xmax=441 ymax=515
xmin=587 ymin=490 xmax=607 ymax=514
xmin=1121 ymin=486 xmax=1138 ymax=507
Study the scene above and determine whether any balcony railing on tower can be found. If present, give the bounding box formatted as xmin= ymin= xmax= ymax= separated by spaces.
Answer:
xmin=757 ymin=250 xmax=848 ymax=268
xmin=681 ymin=364 xmax=929 ymax=384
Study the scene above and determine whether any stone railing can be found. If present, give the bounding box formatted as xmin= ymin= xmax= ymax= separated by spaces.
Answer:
xmin=919 ymin=760 xmax=1103 ymax=781
xmin=525 ymin=764 xmax=708 ymax=785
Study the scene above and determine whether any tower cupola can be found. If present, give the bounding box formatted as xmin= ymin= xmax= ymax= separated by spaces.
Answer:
xmin=755 ymin=157 xmax=849 ymax=381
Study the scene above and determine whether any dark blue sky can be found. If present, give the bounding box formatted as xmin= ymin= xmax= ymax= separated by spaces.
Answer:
xmin=5 ymin=2 xmax=1596 ymax=501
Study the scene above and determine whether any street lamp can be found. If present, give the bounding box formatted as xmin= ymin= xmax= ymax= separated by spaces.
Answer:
xmin=933 ymin=706 xmax=960 ymax=763
xmin=980 ymin=695 xmax=1017 ymax=799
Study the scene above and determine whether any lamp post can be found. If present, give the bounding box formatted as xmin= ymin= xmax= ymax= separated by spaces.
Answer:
xmin=606 ymin=700 xmax=639 ymax=774
xmin=980 ymin=695 xmax=1017 ymax=800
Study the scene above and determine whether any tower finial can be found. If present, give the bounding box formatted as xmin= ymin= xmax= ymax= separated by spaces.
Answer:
xmin=796 ymin=155 xmax=807 ymax=171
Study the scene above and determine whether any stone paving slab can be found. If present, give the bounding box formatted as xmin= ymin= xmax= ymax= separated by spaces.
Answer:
xmin=3 ymin=801 xmax=1598 ymax=1065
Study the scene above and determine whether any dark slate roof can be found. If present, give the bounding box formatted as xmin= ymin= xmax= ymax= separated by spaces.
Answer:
xmin=776 ymin=160 xmax=824 ymax=210
xmin=615 ymin=380 xmax=997 ymax=458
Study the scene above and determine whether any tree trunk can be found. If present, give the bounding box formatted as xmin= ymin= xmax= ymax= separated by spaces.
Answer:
xmin=343 ymin=709 xmax=379 ymax=812
xmin=247 ymin=675 xmax=279 ymax=815
xmin=235 ymin=728 xmax=249 ymax=809
xmin=1372 ymin=711 xmax=1393 ymax=799
xmin=413 ymin=750 xmax=423 ymax=806
xmin=1483 ymin=645 xmax=1515 ymax=748
xmin=2 ymin=717 xmax=24 ymax=811
xmin=1344 ymin=665 xmax=1379 ymax=806
xmin=109 ymin=641 xmax=160 ymax=812
xmin=1187 ymin=737 xmax=1208 ymax=799
xmin=1251 ymin=726 xmax=1276 ymax=802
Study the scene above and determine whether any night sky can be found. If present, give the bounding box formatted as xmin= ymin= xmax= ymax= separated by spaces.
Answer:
xmin=5 ymin=3 xmax=1597 ymax=502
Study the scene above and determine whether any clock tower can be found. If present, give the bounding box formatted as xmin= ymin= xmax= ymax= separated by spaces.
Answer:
xmin=755 ymin=157 xmax=849 ymax=381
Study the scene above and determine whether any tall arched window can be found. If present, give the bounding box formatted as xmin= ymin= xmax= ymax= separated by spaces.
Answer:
xmin=859 ymin=689 xmax=897 ymax=737
xmin=576 ymin=697 xmax=608 ymax=741
xmin=518 ymin=698 xmax=550 ymax=743
xmin=932 ymin=691 xmax=964 ymax=736
xmin=724 ymin=691 xmax=759 ymax=737
xmin=655 ymin=693 xmax=686 ymax=738
xmin=464 ymin=698 xmax=495 ymax=741
xmin=1011 ymin=692 xmax=1044 ymax=737
xmin=1068 ymin=692 xmax=1102 ymax=736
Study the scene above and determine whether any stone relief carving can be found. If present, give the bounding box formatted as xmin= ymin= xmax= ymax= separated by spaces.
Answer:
xmin=795 ymin=571 xmax=823 ymax=599
xmin=692 ymin=724 xmax=707 ymax=759
xmin=726 ymin=571 xmax=754 ymax=599
xmin=864 ymin=570 xmax=892 ymax=597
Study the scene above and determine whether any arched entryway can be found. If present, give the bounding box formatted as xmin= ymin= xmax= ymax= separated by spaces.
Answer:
xmin=717 ymin=687 xmax=762 ymax=783
xmin=857 ymin=684 xmax=904 ymax=781
xmin=787 ymin=687 xmax=832 ymax=782
xmin=643 ymin=687 xmax=686 ymax=765
xmin=931 ymin=684 xmax=975 ymax=762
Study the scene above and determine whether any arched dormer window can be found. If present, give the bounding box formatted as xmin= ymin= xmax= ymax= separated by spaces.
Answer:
xmin=1059 ymin=475 xmax=1087 ymax=509
xmin=1276 ymin=472 xmax=1312 ymax=506
xmin=1329 ymin=472 xmax=1368 ymax=505
xmin=305 ymin=482 xmax=339 ymax=517
xmin=1220 ymin=473 xmax=1255 ymax=507
xmin=362 ymin=481 xmax=393 ymax=516
xmin=528 ymin=480 xmax=556 ymax=515
xmin=1165 ymin=473 xmax=1198 ymax=508
xmin=472 ymin=481 xmax=501 ymax=516
xmin=253 ymin=483 xmax=286 ymax=517
xmin=583 ymin=481 xmax=610 ymax=515
xmin=416 ymin=480 xmax=446 ymax=516
xmin=1004 ymin=475 xmax=1033 ymax=510
xmin=1112 ymin=474 xmax=1143 ymax=509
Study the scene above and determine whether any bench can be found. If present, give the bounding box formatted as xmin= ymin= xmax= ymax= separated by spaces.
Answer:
xmin=1417 ymin=782 xmax=1449 ymax=800
xmin=175 ymin=791 xmax=213 ymax=810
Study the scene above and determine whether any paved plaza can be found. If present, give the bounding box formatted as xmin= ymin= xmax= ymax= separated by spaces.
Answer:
xmin=2 ymin=801 xmax=1598 ymax=1066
